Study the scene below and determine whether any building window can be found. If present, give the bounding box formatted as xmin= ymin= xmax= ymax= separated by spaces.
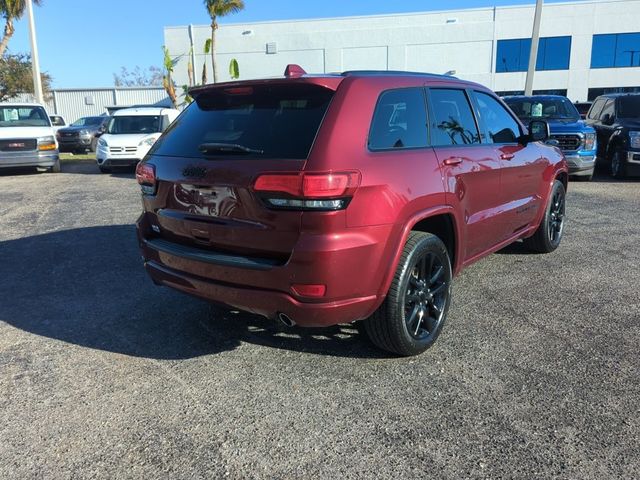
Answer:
xmin=496 ymin=37 xmax=572 ymax=72
xmin=588 ymin=86 xmax=640 ymax=101
xmin=591 ymin=33 xmax=640 ymax=68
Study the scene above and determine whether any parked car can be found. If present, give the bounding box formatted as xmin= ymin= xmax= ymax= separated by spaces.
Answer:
xmin=57 ymin=115 xmax=110 ymax=153
xmin=49 ymin=114 xmax=67 ymax=132
xmin=574 ymin=101 xmax=592 ymax=120
xmin=0 ymin=103 xmax=60 ymax=173
xmin=96 ymin=107 xmax=180 ymax=173
xmin=503 ymin=95 xmax=597 ymax=180
xmin=585 ymin=93 xmax=640 ymax=178
xmin=135 ymin=66 xmax=568 ymax=356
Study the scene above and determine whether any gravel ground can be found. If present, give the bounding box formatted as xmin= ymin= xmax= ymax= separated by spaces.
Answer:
xmin=0 ymin=162 xmax=638 ymax=479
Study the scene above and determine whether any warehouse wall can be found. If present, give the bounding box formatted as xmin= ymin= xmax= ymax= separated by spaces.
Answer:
xmin=164 ymin=0 xmax=640 ymax=102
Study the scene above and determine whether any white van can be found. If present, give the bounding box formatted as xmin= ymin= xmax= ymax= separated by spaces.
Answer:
xmin=96 ymin=107 xmax=180 ymax=173
xmin=0 ymin=103 xmax=60 ymax=173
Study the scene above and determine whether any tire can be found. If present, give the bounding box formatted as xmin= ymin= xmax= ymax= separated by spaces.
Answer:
xmin=523 ymin=180 xmax=566 ymax=253
xmin=89 ymin=138 xmax=97 ymax=153
xmin=363 ymin=231 xmax=453 ymax=356
xmin=48 ymin=158 xmax=61 ymax=173
xmin=98 ymin=165 xmax=111 ymax=174
xmin=611 ymin=149 xmax=627 ymax=179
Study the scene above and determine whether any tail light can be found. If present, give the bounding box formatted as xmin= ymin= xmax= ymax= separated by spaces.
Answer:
xmin=136 ymin=162 xmax=156 ymax=195
xmin=253 ymin=171 xmax=360 ymax=211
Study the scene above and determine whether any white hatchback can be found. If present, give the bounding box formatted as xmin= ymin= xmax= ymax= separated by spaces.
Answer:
xmin=96 ymin=107 xmax=180 ymax=172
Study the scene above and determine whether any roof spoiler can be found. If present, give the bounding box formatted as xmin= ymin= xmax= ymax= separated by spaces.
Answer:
xmin=284 ymin=64 xmax=307 ymax=78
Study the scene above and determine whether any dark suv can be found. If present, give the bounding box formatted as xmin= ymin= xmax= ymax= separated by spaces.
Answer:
xmin=56 ymin=116 xmax=110 ymax=153
xmin=586 ymin=93 xmax=640 ymax=178
xmin=136 ymin=66 xmax=568 ymax=356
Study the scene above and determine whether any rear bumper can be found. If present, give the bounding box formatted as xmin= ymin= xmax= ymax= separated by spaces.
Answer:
xmin=0 ymin=150 xmax=59 ymax=168
xmin=145 ymin=260 xmax=381 ymax=327
xmin=137 ymin=214 xmax=393 ymax=327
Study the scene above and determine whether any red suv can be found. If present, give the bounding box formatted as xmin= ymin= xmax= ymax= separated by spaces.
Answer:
xmin=136 ymin=66 xmax=568 ymax=356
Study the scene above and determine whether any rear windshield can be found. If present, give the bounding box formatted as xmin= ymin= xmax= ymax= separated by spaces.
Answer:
xmin=0 ymin=106 xmax=50 ymax=127
xmin=618 ymin=96 xmax=640 ymax=119
xmin=107 ymin=115 xmax=163 ymax=134
xmin=150 ymin=84 xmax=334 ymax=160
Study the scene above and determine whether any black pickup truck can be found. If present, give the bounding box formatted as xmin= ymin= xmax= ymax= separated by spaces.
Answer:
xmin=586 ymin=93 xmax=640 ymax=178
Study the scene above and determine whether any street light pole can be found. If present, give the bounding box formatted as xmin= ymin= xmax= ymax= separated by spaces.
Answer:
xmin=524 ymin=0 xmax=543 ymax=96
xmin=26 ymin=0 xmax=44 ymax=104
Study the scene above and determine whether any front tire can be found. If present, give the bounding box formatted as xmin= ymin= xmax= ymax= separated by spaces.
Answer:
xmin=98 ymin=165 xmax=111 ymax=174
xmin=523 ymin=180 xmax=565 ymax=253
xmin=363 ymin=232 xmax=452 ymax=356
xmin=611 ymin=149 xmax=627 ymax=179
xmin=48 ymin=158 xmax=61 ymax=173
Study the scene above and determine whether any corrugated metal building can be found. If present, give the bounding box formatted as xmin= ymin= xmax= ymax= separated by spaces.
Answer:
xmin=13 ymin=87 xmax=171 ymax=123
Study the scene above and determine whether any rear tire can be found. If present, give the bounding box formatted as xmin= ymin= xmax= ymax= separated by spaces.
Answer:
xmin=523 ymin=180 xmax=565 ymax=253
xmin=363 ymin=231 xmax=452 ymax=356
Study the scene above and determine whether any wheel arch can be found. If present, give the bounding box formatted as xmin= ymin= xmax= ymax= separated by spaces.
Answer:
xmin=378 ymin=206 xmax=462 ymax=298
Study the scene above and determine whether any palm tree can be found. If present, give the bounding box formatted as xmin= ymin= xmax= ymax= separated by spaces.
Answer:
xmin=203 ymin=0 xmax=244 ymax=83
xmin=0 ymin=0 xmax=42 ymax=58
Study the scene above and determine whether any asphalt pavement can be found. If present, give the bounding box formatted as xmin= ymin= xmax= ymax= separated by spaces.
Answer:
xmin=0 ymin=162 xmax=638 ymax=479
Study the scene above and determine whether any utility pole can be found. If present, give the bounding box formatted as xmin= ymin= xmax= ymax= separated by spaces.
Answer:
xmin=524 ymin=0 xmax=543 ymax=96
xmin=26 ymin=0 xmax=44 ymax=104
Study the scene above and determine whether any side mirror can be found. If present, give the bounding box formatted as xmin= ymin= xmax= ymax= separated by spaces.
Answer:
xmin=602 ymin=113 xmax=614 ymax=125
xmin=527 ymin=120 xmax=550 ymax=143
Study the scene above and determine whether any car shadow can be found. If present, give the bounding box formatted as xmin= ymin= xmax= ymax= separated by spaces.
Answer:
xmin=60 ymin=162 xmax=135 ymax=178
xmin=0 ymin=225 xmax=385 ymax=360
xmin=495 ymin=240 xmax=532 ymax=255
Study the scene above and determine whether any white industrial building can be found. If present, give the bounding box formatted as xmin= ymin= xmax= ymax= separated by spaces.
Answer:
xmin=164 ymin=0 xmax=640 ymax=102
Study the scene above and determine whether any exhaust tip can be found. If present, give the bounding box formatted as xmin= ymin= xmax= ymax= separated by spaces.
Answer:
xmin=277 ymin=312 xmax=296 ymax=327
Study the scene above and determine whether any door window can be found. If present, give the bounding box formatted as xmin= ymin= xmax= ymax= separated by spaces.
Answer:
xmin=473 ymin=92 xmax=521 ymax=144
xmin=587 ymin=98 xmax=606 ymax=120
xmin=599 ymin=100 xmax=615 ymax=121
xmin=368 ymin=88 xmax=428 ymax=150
xmin=429 ymin=89 xmax=480 ymax=146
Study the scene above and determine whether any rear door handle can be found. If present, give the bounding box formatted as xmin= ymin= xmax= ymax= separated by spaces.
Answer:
xmin=443 ymin=157 xmax=463 ymax=166
xmin=500 ymin=153 xmax=515 ymax=160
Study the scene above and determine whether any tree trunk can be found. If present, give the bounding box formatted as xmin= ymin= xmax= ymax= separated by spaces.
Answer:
xmin=211 ymin=19 xmax=218 ymax=84
xmin=0 ymin=19 xmax=15 ymax=58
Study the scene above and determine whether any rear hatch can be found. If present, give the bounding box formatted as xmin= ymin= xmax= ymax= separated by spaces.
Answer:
xmin=141 ymin=80 xmax=339 ymax=264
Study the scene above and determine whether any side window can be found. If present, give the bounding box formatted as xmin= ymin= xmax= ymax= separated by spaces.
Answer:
xmin=587 ymin=98 xmax=606 ymax=120
xmin=473 ymin=92 xmax=521 ymax=144
xmin=429 ymin=89 xmax=480 ymax=146
xmin=368 ymin=88 xmax=428 ymax=150
xmin=599 ymin=100 xmax=615 ymax=120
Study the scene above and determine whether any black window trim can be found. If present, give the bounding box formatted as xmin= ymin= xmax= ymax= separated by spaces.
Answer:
xmin=425 ymin=86 xmax=482 ymax=149
xmin=367 ymin=86 xmax=431 ymax=153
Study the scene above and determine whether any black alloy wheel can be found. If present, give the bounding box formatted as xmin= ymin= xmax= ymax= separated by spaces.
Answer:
xmin=404 ymin=252 xmax=448 ymax=341
xmin=363 ymin=231 xmax=452 ymax=356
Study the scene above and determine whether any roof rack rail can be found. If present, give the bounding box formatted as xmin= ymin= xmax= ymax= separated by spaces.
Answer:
xmin=341 ymin=70 xmax=457 ymax=79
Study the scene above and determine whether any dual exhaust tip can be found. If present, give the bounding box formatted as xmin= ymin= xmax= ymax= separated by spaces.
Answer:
xmin=277 ymin=312 xmax=296 ymax=327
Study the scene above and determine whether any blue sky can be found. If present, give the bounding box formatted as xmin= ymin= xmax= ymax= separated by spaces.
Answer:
xmin=8 ymin=0 xmax=565 ymax=88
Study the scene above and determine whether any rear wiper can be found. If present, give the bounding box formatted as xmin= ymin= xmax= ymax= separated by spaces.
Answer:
xmin=198 ymin=142 xmax=264 ymax=155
